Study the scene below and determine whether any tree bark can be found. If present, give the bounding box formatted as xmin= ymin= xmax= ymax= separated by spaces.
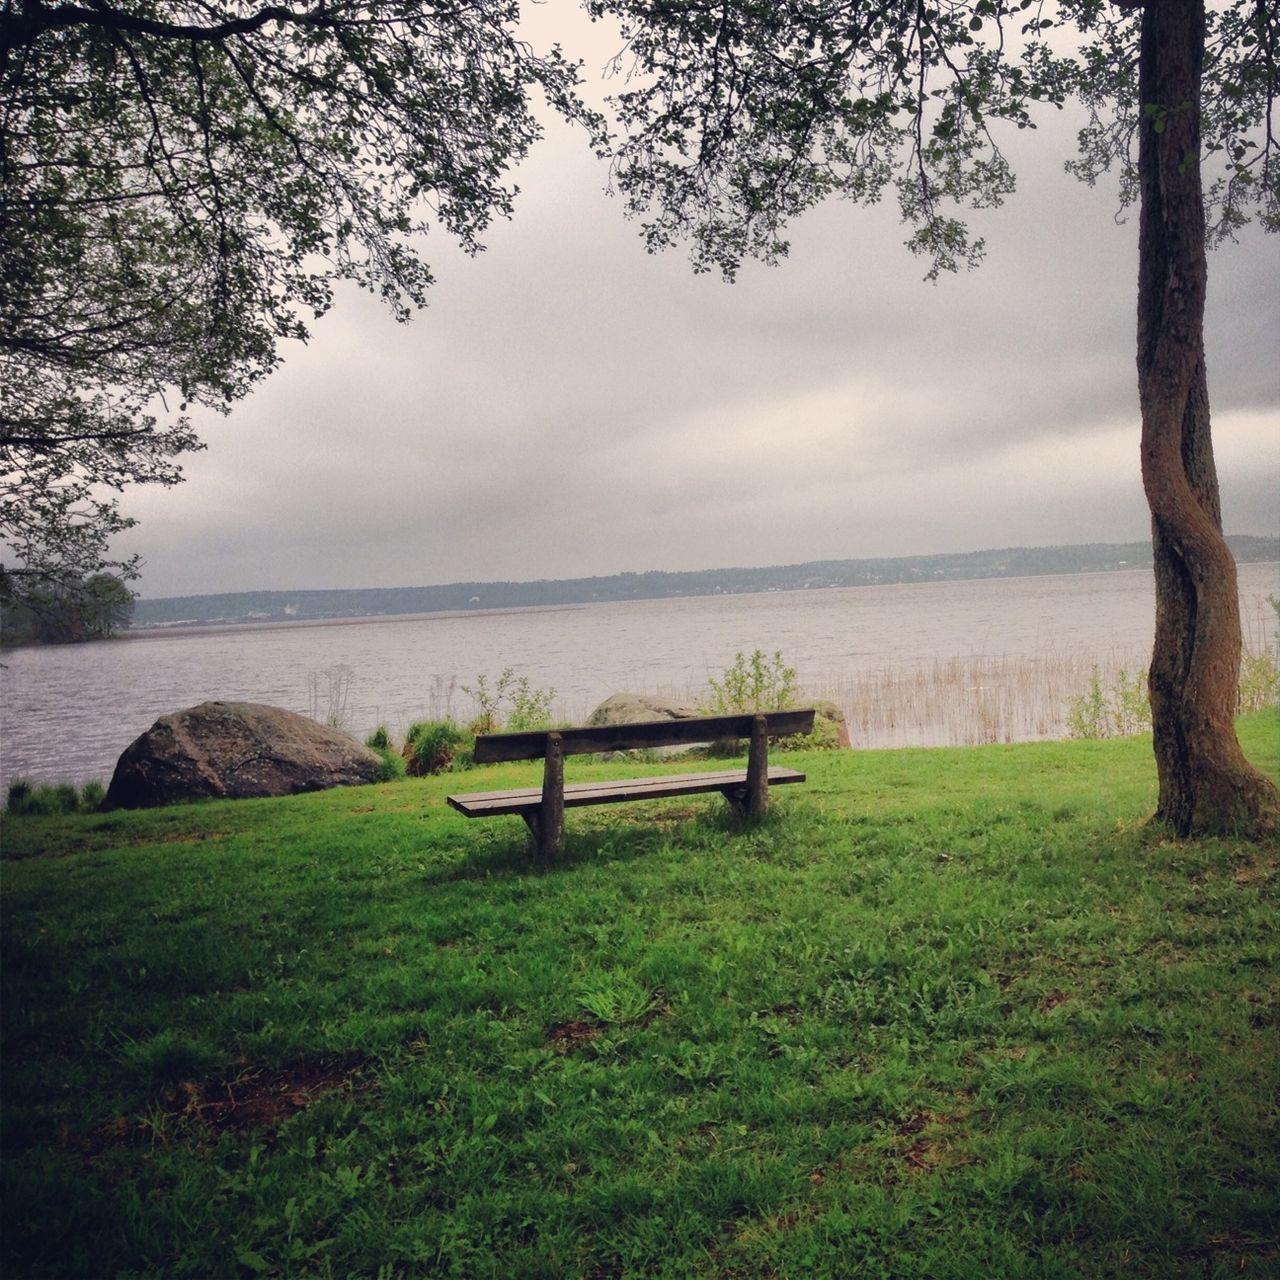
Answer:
xmin=1136 ymin=0 xmax=1278 ymax=837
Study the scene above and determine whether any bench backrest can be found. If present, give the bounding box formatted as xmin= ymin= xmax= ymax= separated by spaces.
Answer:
xmin=472 ymin=709 xmax=817 ymax=764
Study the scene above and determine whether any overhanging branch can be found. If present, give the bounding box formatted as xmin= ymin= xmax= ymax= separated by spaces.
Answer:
xmin=1 ymin=0 xmax=335 ymax=54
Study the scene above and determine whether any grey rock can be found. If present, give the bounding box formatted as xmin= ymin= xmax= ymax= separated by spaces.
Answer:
xmin=811 ymin=699 xmax=852 ymax=748
xmin=586 ymin=693 xmax=700 ymax=726
xmin=107 ymin=701 xmax=383 ymax=808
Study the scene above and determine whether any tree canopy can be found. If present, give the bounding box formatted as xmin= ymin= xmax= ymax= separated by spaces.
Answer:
xmin=589 ymin=0 xmax=1276 ymax=280
xmin=1 ymin=0 xmax=596 ymax=604
xmin=0 ymin=569 xmax=134 ymax=643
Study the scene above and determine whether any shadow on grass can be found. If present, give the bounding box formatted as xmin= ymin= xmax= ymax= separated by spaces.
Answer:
xmin=425 ymin=803 xmax=773 ymax=884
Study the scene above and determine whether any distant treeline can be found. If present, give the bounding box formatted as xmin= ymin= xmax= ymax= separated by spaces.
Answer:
xmin=131 ymin=536 xmax=1280 ymax=630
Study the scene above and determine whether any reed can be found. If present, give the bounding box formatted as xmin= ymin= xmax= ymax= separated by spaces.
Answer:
xmin=811 ymin=649 xmax=1157 ymax=747
xmin=641 ymin=650 xmax=1149 ymax=748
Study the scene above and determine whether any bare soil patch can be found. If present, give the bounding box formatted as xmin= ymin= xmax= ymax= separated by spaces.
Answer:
xmin=545 ymin=1020 xmax=602 ymax=1053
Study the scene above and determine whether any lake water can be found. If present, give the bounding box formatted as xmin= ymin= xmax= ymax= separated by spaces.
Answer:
xmin=2 ymin=562 xmax=1276 ymax=788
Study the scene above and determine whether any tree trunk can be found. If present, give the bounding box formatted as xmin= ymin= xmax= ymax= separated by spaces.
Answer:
xmin=1135 ymin=0 xmax=1278 ymax=837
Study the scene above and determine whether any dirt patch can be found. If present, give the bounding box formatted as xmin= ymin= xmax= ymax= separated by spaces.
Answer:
xmin=1234 ymin=857 xmax=1275 ymax=885
xmin=989 ymin=969 xmax=1027 ymax=990
xmin=83 ymin=1056 xmax=372 ymax=1155
xmin=893 ymin=1110 xmax=959 ymax=1174
xmin=896 ymin=1110 xmax=936 ymax=1137
xmin=545 ymin=1019 xmax=602 ymax=1053
xmin=170 ymin=1057 xmax=370 ymax=1132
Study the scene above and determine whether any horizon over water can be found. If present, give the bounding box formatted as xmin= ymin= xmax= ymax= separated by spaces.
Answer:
xmin=2 ymin=562 xmax=1276 ymax=789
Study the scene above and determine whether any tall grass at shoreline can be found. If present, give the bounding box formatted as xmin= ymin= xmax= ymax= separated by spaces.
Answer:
xmin=812 ymin=649 xmax=1156 ymax=748
xmin=640 ymin=648 xmax=1156 ymax=750
xmin=343 ymin=641 xmax=1277 ymax=758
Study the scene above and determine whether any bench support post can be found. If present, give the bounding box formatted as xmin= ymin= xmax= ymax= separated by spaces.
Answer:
xmin=725 ymin=714 xmax=770 ymax=820
xmin=537 ymin=731 xmax=565 ymax=859
xmin=745 ymin=713 xmax=769 ymax=819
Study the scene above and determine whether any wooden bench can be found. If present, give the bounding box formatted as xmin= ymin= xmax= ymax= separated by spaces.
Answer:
xmin=447 ymin=708 xmax=816 ymax=858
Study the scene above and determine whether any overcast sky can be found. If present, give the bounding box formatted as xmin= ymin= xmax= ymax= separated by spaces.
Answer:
xmin=117 ymin=6 xmax=1279 ymax=599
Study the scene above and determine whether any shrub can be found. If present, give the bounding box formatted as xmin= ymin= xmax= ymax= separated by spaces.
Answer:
xmin=702 ymin=649 xmax=798 ymax=715
xmin=506 ymin=676 xmax=556 ymax=732
xmin=5 ymin=779 xmax=33 ymax=813
xmin=79 ymin=780 xmax=106 ymax=811
xmin=373 ymin=747 xmax=407 ymax=782
xmin=1238 ymin=648 xmax=1280 ymax=713
xmin=363 ymin=726 xmax=405 ymax=781
xmin=463 ymin=668 xmax=555 ymax=734
xmin=4 ymin=779 xmax=94 ymax=816
xmin=775 ymin=711 xmax=844 ymax=753
xmin=1066 ymin=668 xmax=1152 ymax=740
xmin=404 ymin=720 xmax=468 ymax=775
xmin=1067 ymin=649 xmax=1278 ymax=740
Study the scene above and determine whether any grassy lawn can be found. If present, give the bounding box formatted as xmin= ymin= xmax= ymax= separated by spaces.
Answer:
xmin=2 ymin=714 xmax=1277 ymax=1278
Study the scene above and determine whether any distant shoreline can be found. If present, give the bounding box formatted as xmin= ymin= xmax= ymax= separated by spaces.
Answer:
xmin=124 ymin=559 xmax=1280 ymax=640
xmin=123 ymin=602 xmax=592 ymax=640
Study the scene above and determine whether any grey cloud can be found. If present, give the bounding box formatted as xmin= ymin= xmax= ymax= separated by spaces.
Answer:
xmin=117 ymin=42 xmax=1278 ymax=598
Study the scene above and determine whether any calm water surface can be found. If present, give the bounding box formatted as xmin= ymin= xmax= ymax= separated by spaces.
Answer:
xmin=3 ymin=563 xmax=1276 ymax=787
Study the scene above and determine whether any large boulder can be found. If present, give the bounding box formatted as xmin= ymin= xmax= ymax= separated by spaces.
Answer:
xmin=107 ymin=701 xmax=383 ymax=808
xmin=811 ymin=699 xmax=852 ymax=748
xmin=586 ymin=693 xmax=700 ymax=726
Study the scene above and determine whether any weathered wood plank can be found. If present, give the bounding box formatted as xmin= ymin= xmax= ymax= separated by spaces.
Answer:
xmin=744 ymin=713 xmax=769 ymax=820
xmin=472 ymin=709 xmax=816 ymax=763
xmin=539 ymin=730 xmax=565 ymax=859
xmin=447 ymin=767 xmax=806 ymax=817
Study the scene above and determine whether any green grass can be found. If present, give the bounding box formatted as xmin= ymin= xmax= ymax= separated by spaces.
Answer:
xmin=2 ymin=714 xmax=1278 ymax=1278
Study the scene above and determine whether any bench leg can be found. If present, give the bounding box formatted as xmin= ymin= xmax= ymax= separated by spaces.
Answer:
xmin=725 ymin=714 xmax=769 ymax=821
xmin=537 ymin=731 xmax=565 ymax=860
xmin=746 ymin=714 xmax=769 ymax=819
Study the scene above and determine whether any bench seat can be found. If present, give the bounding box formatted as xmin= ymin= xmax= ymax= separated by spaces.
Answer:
xmin=448 ymin=765 xmax=806 ymax=818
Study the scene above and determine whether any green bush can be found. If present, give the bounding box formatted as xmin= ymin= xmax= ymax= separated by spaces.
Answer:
xmin=362 ymin=726 xmax=405 ymax=780
xmin=373 ymin=746 xmax=407 ymax=782
xmin=4 ymin=779 xmax=103 ymax=816
xmin=1239 ymin=648 xmax=1280 ymax=713
xmin=404 ymin=720 xmax=468 ymax=775
xmin=463 ymin=668 xmax=555 ymax=734
xmin=1066 ymin=668 xmax=1152 ymax=740
xmin=702 ymin=649 xmax=798 ymax=714
xmin=775 ymin=711 xmax=843 ymax=753
xmin=79 ymin=780 xmax=106 ymax=811
xmin=1067 ymin=649 xmax=1279 ymax=740
xmin=5 ymin=779 xmax=34 ymax=813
